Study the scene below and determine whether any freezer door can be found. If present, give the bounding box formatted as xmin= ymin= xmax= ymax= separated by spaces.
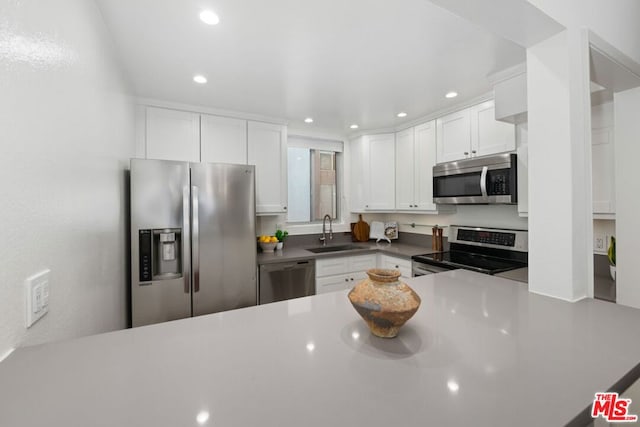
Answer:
xmin=190 ymin=163 xmax=257 ymax=316
xmin=131 ymin=159 xmax=192 ymax=327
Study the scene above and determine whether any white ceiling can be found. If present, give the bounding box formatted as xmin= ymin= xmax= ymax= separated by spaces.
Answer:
xmin=96 ymin=0 xmax=526 ymax=134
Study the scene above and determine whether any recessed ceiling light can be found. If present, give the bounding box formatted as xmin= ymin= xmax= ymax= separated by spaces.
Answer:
xmin=304 ymin=117 xmax=314 ymax=123
xmin=193 ymin=75 xmax=207 ymax=84
xmin=199 ymin=10 xmax=220 ymax=25
xmin=397 ymin=112 xmax=407 ymax=118
xmin=350 ymin=124 xmax=359 ymax=129
xmin=445 ymin=91 xmax=458 ymax=99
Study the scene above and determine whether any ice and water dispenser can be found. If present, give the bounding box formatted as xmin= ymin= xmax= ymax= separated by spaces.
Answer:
xmin=138 ymin=229 xmax=182 ymax=283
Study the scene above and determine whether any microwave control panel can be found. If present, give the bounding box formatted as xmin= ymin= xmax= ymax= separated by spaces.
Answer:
xmin=487 ymin=170 xmax=510 ymax=195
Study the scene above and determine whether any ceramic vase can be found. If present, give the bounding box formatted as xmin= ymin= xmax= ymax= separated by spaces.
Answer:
xmin=348 ymin=268 xmax=421 ymax=338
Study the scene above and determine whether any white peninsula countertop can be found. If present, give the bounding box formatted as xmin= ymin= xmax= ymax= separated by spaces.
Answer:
xmin=2 ymin=270 xmax=640 ymax=427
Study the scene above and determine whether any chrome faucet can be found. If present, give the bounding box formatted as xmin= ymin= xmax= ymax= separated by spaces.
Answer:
xmin=319 ymin=214 xmax=333 ymax=246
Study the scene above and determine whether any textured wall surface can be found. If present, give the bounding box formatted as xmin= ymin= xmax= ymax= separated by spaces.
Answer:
xmin=0 ymin=0 xmax=135 ymax=357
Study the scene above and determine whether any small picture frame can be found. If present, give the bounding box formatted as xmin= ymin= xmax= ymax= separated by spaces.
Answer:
xmin=384 ymin=222 xmax=398 ymax=240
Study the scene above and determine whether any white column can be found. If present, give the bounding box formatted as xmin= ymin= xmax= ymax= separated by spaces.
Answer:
xmin=526 ymin=29 xmax=593 ymax=301
xmin=614 ymin=86 xmax=640 ymax=308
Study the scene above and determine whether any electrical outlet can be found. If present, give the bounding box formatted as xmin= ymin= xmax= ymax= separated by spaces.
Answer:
xmin=594 ymin=235 xmax=605 ymax=251
xmin=25 ymin=269 xmax=50 ymax=328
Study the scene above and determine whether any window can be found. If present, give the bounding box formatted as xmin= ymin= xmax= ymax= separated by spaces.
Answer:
xmin=287 ymin=137 xmax=342 ymax=223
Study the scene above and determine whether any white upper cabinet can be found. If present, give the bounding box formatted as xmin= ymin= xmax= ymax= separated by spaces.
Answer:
xmin=395 ymin=121 xmax=438 ymax=211
xmin=414 ymin=121 xmax=438 ymax=211
xmin=490 ymin=63 xmax=528 ymax=124
xmin=395 ymin=127 xmax=415 ymax=210
xmin=349 ymin=133 xmax=395 ymax=212
xmin=146 ymin=107 xmax=200 ymax=162
xmin=436 ymin=109 xmax=471 ymax=163
xmin=437 ymin=100 xmax=515 ymax=163
xmin=248 ymin=121 xmax=287 ymax=214
xmin=349 ymin=136 xmax=368 ymax=212
xmin=365 ymin=133 xmax=396 ymax=210
xmin=200 ymin=115 xmax=247 ymax=164
xmin=591 ymin=102 xmax=615 ymax=215
xmin=470 ymin=100 xmax=516 ymax=157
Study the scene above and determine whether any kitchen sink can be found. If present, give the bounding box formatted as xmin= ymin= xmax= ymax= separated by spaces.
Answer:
xmin=306 ymin=244 xmax=363 ymax=254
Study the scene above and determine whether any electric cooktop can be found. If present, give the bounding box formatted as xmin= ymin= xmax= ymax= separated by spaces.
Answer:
xmin=412 ymin=225 xmax=528 ymax=275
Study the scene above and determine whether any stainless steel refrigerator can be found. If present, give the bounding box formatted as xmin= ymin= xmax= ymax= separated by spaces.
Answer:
xmin=130 ymin=159 xmax=257 ymax=327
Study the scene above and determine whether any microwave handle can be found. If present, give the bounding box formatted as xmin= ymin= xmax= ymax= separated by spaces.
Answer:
xmin=480 ymin=166 xmax=488 ymax=199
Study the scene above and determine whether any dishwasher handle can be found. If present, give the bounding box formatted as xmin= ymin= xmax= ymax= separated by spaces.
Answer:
xmin=262 ymin=260 xmax=312 ymax=272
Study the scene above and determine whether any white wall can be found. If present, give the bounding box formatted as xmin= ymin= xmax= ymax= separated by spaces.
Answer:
xmin=526 ymin=30 xmax=592 ymax=301
xmin=380 ymin=206 xmax=527 ymax=237
xmin=527 ymin=0 xmax=640 ymax=65
xmin=0 ymin=0 xmax=135 ymax=357
xmin=614 ymin=86 xmax=640 ymax=308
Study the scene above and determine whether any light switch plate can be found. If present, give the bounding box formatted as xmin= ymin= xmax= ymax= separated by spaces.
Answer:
xmin=25 ymin=269 xmax=50 ymax=328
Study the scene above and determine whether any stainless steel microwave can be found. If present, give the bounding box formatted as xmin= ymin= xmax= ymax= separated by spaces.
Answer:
xmin=433 ymin=153 xmax=517 ymax=204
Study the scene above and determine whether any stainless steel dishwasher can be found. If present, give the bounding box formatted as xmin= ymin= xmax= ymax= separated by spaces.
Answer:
xmin=258 ymin=259 xmax=315 ymax=304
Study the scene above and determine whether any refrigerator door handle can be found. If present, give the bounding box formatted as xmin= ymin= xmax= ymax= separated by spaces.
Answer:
xmin=192 ymin=185 xmax=200 ymax=293
xmin=182 ymin=186 xmax=191 ymax=294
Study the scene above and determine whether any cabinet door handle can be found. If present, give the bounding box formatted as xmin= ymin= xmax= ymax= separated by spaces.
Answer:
xmin=464 ymin=151 xmax=469 ymax=156
xmin=344 ymin=278 xmax=349 ymax=282
xmin=395 ymin=265 xmax=399 ymax=268
xmin=350 ymin=278 xmax=354 ymax=281
xmin=472 ymin=150 xmax=477 ymax=154
xmin=414 ymin=204 xmax=418 ymax=208
xmin=283 ymin=206 xmax=287 ymax=210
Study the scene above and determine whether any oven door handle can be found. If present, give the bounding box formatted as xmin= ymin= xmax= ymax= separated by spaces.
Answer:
xmin=480 ymin=166 xmax=488 ymax=199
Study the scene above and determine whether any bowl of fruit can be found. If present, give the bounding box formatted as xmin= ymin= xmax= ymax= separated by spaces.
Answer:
xmin=258 ymin=235 xmax=278 ymax=252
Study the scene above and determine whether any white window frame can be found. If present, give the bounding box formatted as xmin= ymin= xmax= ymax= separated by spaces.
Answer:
xmin=284 ymin=134 xmax=350 ymax=235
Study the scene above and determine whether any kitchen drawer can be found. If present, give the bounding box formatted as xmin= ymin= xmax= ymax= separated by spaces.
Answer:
xmin=316 ymin=254 xmax=376 ymax=278
xmin=379 ymin=255 xmax=412 ymax=278
xmin=316 ymin=274 xmax=352 ymax=294
xmin=316 ymin=257 xmax=350 ymax=277
xmin=348 ymin=254 xmax=377 ymax=273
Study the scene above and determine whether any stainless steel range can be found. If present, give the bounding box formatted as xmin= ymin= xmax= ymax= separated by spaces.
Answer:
xmin=412 ymin=225 xmax=528 ymax=276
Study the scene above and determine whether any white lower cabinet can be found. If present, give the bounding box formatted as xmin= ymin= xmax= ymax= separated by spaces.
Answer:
xmin=378 ymin=254 xmax=412 ymax=279
xmin=315 ymin=254 xmax=377 ymax=294
xmin=315 ymin=253 xmax=412 ymax=294
xmin=316 ymin=272 xmax=367 ymax=294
